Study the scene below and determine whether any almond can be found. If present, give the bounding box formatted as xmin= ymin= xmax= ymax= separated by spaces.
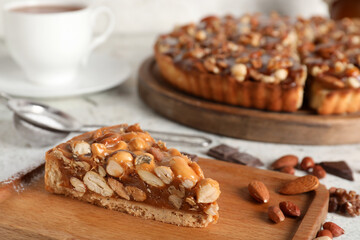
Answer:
xmin=317 ymin=229 xmax=333 ymax=238
xmin=313 ymin=237 xmax=332 ymax=240
xmin=300 ymin=156 xmax=315 ymax=171
xmin=323 ymin=222 xmax=344 ymax=237
xmin=271 ymin=155 xmax=298 ymax=170
xmin=268 ymin=206 xmax=285 ymax=223
xmin=248 ymin=180 xmax=270 ymax=203
xmin=279 ymin=201 xmax=301 ymax=217
xmin=280 ymin=166 xmax=295 ymax=175
xmin=312 ymin=165 xmax=326 ymax=179
xmin=279 ymin=175 xmax=319 ymax=195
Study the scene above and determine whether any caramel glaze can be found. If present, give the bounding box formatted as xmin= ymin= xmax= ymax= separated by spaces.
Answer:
xmin=155 ymin=13 xmax=305 ymax=88
xmin=48 ymin=124 xmax=209 ymax=214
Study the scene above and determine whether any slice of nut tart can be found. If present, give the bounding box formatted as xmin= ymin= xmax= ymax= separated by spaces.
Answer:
xmin=44 ymin=123 xmax=220 ymax=227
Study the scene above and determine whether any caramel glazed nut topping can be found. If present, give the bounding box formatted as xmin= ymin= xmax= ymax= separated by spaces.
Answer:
xmin=47 ymin=124 xmax=220 ymax=219
xmin=156 ymin=13 xmax=360 ymax=89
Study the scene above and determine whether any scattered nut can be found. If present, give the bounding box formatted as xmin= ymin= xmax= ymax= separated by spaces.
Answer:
xmin=280 ymin=166 xmax=295 ymax=175
xmin=170 ymin=156 xmax=199 ymax=189
xmin=169 ymin=194 xmax=183 ymax=209
xmin=106 ymin=160 xmax=124 ymax=178
xmin=185 ymin=196 xmax=197 ymax=206
xmin=135 ymin=153 xmax=155 ymax=172
xmin=313 ymin=165 xmax=326 ymax=179
xmin=125 ymin=186 xmax=147 ymax=202
xmin=128 ymin=137 xmax=147 ymax=151
xmin=279 ymin=175 xmax=319 ymax=195
xmin=154 ymin=166 xmax=174 ymax=184
xmin=248 ymin=180 xmax=270 ymax=203
xmin=300 ymin=157 xmax=315 ymax=171
xmin=195 ymin=30 xmax=207 ymax=41
xmin=189 ymin=162 xmax=204 ymax=179
xmin=168 ymin=185 xmax=185 ymax=198
xmin=98 ymin=166 xmax=106 ymax=177
xmin=346 ymin=77 xmax=360 ymax=88
xmin=271 ymin=155 xmax=299 ymax=170
xmin=83 ymin=171 xmax=113 ymax=197
xmin=231 ymin=63 xmax=247 ymax=82
xmin=72 ymin=141 xmax=91 ymax=155
xmin=70 ymin=177 xmax=86 ymax=193
xmin=204 ymin=202 xmax=219 ymax=216
xmin=279 ymin=201 xmax=301 ymax=217
xmin=108 ymin=178 xmax=130 ymax=200
xmin=91 ymin=143 xmax=108 ymax=159
xmin=323 ymin=222 xmax=344 ymax=237
xmin=317 ymin=229 xmax=333 ymax=239
xmin=268 ymin=206 xmax=285 ymax=223
xmin=196 ymin=178 xmax=221 ymax=203
xmin=137 ymin=170 xmax=165 ymax=188
xmin=274 ymin=69 xmax=288 ymax=81
xmin=313 ymin=236 xmax=332 ymax=240
xmin=75 ymin=161 xmax=91 ymax=171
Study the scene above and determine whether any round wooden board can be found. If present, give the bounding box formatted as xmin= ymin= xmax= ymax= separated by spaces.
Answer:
xmin=138 ymin=57 xmax=360 ymax=145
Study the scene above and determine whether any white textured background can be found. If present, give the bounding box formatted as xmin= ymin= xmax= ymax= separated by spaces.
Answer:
xmin=0 ymin=0 xmax=328 ymax=35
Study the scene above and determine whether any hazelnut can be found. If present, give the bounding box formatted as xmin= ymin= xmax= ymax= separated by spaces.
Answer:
xmin=196 ymin=178 xmax=221 ymax=203
xmin=72 ymin=141 xmax=91 ymax=155
xmin=313 ymin=165 xmax=326 ymax=179
xmin=300 ymin=156 xmax=315 ymax=171
xmin=231 ymin=63 xmax=247 ymax=82
xmin=128 ymin=137 xmax=147 ymax=151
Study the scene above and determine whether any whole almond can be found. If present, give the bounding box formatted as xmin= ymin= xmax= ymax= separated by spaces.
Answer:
xmin=313 ymin=237 xmax=332 ymax=240
xmin=279 ymin=175 xmax=319 ymax=195
xmin=248 ymin=180 xmax=270 ymax=203
xmin=317 ymin=229 xmax=333 ymax=238
xmin=279 ymin=201 xmax=301 ymax=217
xmin=312 ymin=165 xmax=326 ymax=179
xmin=280 ymin=166 xmax=295 ymax=175
xmin=271 ymin=155 xmax=298 ymax=170
xmin=268 ymin=206 xmax=285 ymax=223
xmin=300 ymin=156 xmax=315 ymax=171
xmin=323 ymin=222 xmax=344 ymax=237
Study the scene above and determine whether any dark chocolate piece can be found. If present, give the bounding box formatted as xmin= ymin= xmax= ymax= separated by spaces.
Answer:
xmin=181 ymin=152 xmax=198 ymax=162
xmin=207 ymin=144 xmax=263 ymax=167
xmin=319 ymin=161 xmax=354 ymax=181
xmin=228 ymin=152 xmax=264 ymax=167
xmin=207 ymin=144 xmax=238 ymax=161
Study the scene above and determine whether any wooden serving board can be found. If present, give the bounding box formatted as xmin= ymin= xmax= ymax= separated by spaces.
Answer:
xmin=0 ymin=158 xmax=328 ymax=240
xmin=138 ymin=57 xmax=360 ymax=145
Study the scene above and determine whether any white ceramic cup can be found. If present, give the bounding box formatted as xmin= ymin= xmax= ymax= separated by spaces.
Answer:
xmin=2 ymin=0 xmax=115 ymax=86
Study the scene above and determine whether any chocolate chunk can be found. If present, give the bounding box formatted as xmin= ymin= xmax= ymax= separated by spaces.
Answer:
xmin=181 ymin=152 xmax=198 ymax=162
xmin=207 ymin=144 xmax=263 ymax=167
xmin=319 ymin=161 xmax=354 ymax=181
xmin=227 ymin=152 xmax=264 ymax=167
xmin=207 ymin=144 xmax=238 ymax=161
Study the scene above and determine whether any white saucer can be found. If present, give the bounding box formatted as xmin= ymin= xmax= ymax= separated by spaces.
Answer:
xmin=0 ymin=51 xmax=131 ymax=98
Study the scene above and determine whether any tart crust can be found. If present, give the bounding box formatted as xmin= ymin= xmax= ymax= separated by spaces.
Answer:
xmin=155 ymin=52 xmax=304 ymax=112
xmin=309 ymin=80 xmax=360 ymax=115
xmin=45 ymin=153 xmax=214 ymax=227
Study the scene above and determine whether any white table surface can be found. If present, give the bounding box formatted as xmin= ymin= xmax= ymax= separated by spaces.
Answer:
xmin=0 ymin=34 xmax=359 ymax=239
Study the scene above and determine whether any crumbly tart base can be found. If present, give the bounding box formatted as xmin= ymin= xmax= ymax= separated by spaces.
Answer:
xmin=45 ymin=150 xmax=216 ymax=228
xmin=309 ymin=80 xmax=360 ymax=115
xmin=155 ymin=52 xmax=304 ymax=112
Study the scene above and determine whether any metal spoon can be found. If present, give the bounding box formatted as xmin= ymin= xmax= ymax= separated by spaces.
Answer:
xmin=1 ymin=92 xmax=212 ymax=147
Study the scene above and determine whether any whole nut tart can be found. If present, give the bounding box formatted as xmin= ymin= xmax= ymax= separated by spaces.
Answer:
xmin=44 ymin=123 xmax=220 ymax=228
xmin=155 ymin=13 xmax=360 ymax=115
